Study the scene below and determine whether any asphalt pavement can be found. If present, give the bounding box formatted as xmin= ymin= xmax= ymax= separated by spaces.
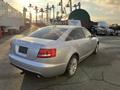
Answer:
xmin=0 ymin=27 xmax=120 ymax=90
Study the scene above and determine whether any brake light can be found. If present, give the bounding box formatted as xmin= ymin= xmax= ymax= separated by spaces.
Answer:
xmin=37 ymin=48 xmax=56 ymax=58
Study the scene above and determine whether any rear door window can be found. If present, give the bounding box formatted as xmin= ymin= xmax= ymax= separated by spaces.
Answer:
xmin=82 ymin=28 xmax=91 ymax=38
xmin=66 ymin=28 xmax=85 ymax=41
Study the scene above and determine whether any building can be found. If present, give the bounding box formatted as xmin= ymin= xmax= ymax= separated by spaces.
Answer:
xmin=68 ymin=9 xmax=98 ymax=29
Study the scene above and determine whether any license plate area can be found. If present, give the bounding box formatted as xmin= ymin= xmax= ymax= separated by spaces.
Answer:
xmin=19 ymin=46 xmax=28 ymax=54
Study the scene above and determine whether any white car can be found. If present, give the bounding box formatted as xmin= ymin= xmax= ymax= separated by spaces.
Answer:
xmin=9 ymin=25 xmax=99 ymax=77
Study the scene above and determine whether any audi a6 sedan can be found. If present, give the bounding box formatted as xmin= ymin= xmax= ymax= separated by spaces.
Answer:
xmin=9 ymin=25 xmax=99 ymax=77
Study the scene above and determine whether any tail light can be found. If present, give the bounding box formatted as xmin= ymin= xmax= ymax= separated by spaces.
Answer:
xmin=37 ymin=48 xmax=56 ymax=58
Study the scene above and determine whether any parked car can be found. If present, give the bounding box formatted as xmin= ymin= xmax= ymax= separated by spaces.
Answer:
xmin=106 ymin=28 xmax=114 ymax=35
xmin=9 ymin=25 xmax=99 ymax=77
xmin=96 ymin=27 xmax=107 ymax=35
xmin=95 ymin=26 xmax=115 ymax=35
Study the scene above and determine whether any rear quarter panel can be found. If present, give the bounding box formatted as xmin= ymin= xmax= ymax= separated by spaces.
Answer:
xmin=37 ymin=41 xmax=79 ymax=66
xmin=90 ymin=37 xmax=99 ymax=51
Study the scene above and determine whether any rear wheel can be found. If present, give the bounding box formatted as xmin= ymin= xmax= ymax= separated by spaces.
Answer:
xmin=65 ymin=55 xmax=78 ymax=77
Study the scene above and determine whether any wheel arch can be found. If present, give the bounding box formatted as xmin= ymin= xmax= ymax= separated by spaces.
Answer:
xmin=65 ymin=52 xmax=80 ymax=69
xmin=64 ymin=52 xmax=80 ymax=76
xmin=71 ymin=53 xmax=80 ymax=62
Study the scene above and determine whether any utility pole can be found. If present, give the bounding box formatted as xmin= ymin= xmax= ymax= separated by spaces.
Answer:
xmin=23 ymin=7 xmax=27 ymax=24
xmin=66 ymin=0 xmax=72 ymax=13
xmin=56 ymin=11 xmax=59 ymax=18
xmin=52 ymin=5 xmax=55 ymax=20
xmin=61 ymin=0 xmax=63 ymax=14
xmin=63 ymin=7 xmax=67 ymax=15
xmin=78 ymin=2 xmax=81 ymax=9
xmin=28 ymin=4 xmax=32 ymax=25
xmin=49 ymin=7 xmax=52 ymax=19
xmin=46 ymin=3 xmax=49 ymax=22
xmin=69 ymin=0 xmax=72 ymax=12
xmin=35 ymin=6 xmax=38 ymax=23
xmin=58 ymin=0 xmax=63 ymax=15
xmin=56 ymin=11 xmax=60 ymax=23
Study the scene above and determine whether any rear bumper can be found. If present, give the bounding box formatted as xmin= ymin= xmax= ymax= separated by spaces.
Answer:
xmin=9 ymin=54 xmax=66 ymax=77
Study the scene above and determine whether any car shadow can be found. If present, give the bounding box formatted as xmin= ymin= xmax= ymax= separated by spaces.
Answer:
xmin=20 ymin=63 xmax=90 ymax=90
xmin=20 ymin=70 xmax=88 ymax=90
xmin=20 ymin=51 xmax=112 ymax=90
xmin=20 ymin=40 xmax=120 ymax=90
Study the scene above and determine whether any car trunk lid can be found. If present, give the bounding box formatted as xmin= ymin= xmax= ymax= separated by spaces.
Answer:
xmin=14 ymin=37 xmax=54 ymax=60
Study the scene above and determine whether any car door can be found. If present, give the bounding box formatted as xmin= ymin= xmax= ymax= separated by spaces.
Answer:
xmin=65 ymin=28 xmax=89 ymax=59
xmin=82 ymin=28 xmax=96 ymax=52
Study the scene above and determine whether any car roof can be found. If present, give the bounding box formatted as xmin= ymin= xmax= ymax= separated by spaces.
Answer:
xmin=46 ymin=25 xmax=83 ymax=30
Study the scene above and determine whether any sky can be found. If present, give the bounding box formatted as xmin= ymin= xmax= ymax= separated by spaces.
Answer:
xmin=4 ymin=0 xmax=120 ymax=24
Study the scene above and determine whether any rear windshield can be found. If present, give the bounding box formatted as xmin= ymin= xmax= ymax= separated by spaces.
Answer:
xmin=29 ymin=27 xmax=67 ymax=40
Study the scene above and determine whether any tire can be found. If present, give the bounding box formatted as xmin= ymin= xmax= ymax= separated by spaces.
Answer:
xmin=93 ymin=43 xmax=99 ymax=54
xmin=65 ymin=55 xmax=78 ymax=77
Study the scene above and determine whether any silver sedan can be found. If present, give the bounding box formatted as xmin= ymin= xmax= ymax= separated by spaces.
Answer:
xmin=9 ymin=25 xmax=99 ymax=77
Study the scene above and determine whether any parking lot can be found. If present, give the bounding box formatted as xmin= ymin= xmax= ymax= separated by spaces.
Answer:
xmin=0 ymin=26 xmax=120 ymax=90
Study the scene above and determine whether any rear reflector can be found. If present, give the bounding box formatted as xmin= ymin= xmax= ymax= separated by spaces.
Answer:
xmin=37 ymin=48 xmax=56 ymax=58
